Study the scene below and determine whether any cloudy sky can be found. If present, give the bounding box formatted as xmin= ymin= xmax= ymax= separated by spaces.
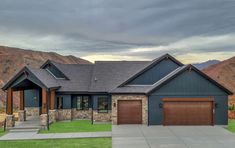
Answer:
xmin=0 ymin=0 xmax=235 ymax=63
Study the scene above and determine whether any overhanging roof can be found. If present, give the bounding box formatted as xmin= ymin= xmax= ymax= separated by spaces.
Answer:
xmin=2 ymin=66 xmax=60 ymax=90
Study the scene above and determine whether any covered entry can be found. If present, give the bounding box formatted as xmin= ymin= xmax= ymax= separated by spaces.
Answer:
xmin=117 ymin=100 xmax=142 ymax=124
xmin=163 ymin=98 xmax=214 ymax=125
xmin=2 ymin=67 xmax=59 ymax=129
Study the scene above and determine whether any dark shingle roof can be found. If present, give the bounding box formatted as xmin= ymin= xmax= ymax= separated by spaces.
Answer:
xmin=3 ymin=54 xmax=232 ymax=95
xmin=48 ymin=62 xmax=94 ymax=92
xmin=89 ymin=61 xmax=150 ymax=92
xmin=29 ymin=68 xmax=60 ymax=88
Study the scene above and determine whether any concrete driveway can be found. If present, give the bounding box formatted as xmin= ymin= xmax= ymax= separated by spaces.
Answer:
xmin=112 ymin=125 xmax=235 ymax=148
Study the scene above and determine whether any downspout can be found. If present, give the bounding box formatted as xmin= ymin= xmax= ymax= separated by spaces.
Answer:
xmin=147 ymin=94 xmax=149 ymax=126
xmin=91 ymin=96 xmax=94 ymax=125
xmin=47 ymin=90 xmax=49 ymax=130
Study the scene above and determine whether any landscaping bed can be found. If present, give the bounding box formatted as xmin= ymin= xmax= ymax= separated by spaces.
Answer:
xmin=0 ymin=138 xmax=111 ymax=148
xmin=40 ymin=120 xmax=111 ymax=133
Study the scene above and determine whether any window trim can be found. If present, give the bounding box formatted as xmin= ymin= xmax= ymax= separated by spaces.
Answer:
xmin=76 ymin=96 xmax=89 ymax=110
xmin=97 ymin=96 xmax=109 ymax=113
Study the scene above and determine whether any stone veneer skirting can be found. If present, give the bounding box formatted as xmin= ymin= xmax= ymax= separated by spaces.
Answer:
xmin=25 ymin=107 xmax=40 ymax=116
xmin=56 ymin=109 xmax=72 ymax=121
xmin=112 ymin=94 xmax=148 ymax=125
xmin=72 ymin=109 xmax=92 ymax=119
xmin=54 ymin=109 xmax=111 ymax=122
xmin=93 ymin=110 xmax=112 ymax=122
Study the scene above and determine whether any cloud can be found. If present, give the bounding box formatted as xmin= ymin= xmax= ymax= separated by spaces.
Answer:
xmin=0 ymin=0 xmax=235 ymax=62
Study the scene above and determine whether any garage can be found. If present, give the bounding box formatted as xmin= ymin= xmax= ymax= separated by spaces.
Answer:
xmin=118 ymin=100 xmax=142 ymax=124
xmin=163 ymin=98 xmax=214 ymax=125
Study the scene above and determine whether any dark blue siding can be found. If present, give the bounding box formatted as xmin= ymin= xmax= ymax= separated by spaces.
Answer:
xmin=129 ymin=59 xmax=179 ymax=85
xmin=24 ymin=89 xmax=40 ymax=107
xmin=55 ymin=94 xmax=71 ymax=109
xmin=148 ymin=70 xmax=228 ymax=125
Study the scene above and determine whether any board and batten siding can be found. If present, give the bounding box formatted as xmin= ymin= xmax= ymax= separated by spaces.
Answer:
xmin=24 ymin=89 xmax=41 ymax=107
xmin=148 ymin=70 xmax=228 ymax=125
xmin=128 ymin=59 xmax=180 ymax=85
xmin=55 ymin=94 xmax=71 ymax=109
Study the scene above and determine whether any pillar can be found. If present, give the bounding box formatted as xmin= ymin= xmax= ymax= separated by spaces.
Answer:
xmin=40 ymin=87 xmax=48 ymax=127
xmin=6 ymin=88 xmax=15 ymax=128
xmin=49 ymin=90 xmax=57 ymax=122
xmin=18 ymin=90 xmax=26 ymax=121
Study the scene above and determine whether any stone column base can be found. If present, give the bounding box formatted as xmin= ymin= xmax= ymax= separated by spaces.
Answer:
xmin=6 ymin=115 xmax=15 ymax=128
xmin=40 ymin=114 xmax=48 ymax=127
xmin=18 ymin=110 xmax=26 ymax=121
xmin=49 ymin=110 xmax=57 ymax=123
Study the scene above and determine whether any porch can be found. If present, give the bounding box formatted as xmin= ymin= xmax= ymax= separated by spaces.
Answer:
xmin=3 ymin=67 xmax=58 ymax=129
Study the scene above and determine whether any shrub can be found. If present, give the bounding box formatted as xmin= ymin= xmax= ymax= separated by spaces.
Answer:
xmin=228 ymin=104 xmax=235 ymax=111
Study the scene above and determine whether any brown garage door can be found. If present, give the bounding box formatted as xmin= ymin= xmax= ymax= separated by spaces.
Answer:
xmin=118 ymin=100 xmax=142 ymax=124
xmin=163 ymin=98 xmax=214 ymax=125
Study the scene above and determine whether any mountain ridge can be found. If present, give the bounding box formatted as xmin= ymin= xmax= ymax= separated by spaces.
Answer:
xmin=0 ymin=45 xmax=91 ymax=110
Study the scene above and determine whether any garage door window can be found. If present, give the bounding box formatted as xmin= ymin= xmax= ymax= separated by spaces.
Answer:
xmin=98 ymin=97 xmax=108 ymax=113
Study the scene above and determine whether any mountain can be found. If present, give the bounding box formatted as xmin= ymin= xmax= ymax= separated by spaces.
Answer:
xmin=202 ymin=56 xmax=235 ymax=106
xmin=0 ymin=45 xmax=91 ymax=110
xmin=193 ymin=60 xmax=220 ymax=70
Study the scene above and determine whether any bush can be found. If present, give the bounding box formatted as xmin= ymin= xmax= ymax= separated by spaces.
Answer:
xmin=229 ymin=104 xmax=235 ymax=111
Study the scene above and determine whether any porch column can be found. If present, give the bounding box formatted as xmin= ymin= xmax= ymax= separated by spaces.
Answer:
xmin=18 ymin=90 xmax=26 ymax=121
xmin=40 ymin=87 xmax=48 ymax=128
xmin=49 ymin=90 xmax=57 ymax=123
xmin=6 ymin=88 xmax=15 ymax=128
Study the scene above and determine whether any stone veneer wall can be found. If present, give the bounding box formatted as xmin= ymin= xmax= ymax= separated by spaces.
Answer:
xmin=72 ymin=109 xmax=92 ymax=119
xmin=56 ymin=109 xmax=72 ymax=121
xmin=25 ymin=107 xmax=40 ymax=116
xmin=93 ymin=110 xmax=112 ymax=122
xmin=55 ymin=109 xmax=111 ymax=122
xmin=112 ymin=94 xmax=148 ymax=125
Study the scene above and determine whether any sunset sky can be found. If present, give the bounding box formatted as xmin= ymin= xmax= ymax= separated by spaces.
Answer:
xmin=0 ymin=0 xmax=235 ymax=63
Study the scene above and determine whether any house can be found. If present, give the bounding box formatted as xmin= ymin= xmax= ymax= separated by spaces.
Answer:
xmin=2 ymin=54 xmax=232 ymax=128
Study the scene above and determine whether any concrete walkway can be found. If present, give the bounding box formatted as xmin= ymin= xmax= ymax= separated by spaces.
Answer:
xmin=0 ymin=131 xmax=111 ymax=140
xmin=112 ymin=125 xmax=235 ymax=148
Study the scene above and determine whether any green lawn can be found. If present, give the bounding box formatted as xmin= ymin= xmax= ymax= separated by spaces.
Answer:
xmin=227 ymin=120 xmax=235 ymax=133
xmin=0 ymin=138 xmax=111 ymax=148
xmin=0 ymin=127 xmax=6 ymax=137
xmin=40 ymin=120 xmax=111 ymax=133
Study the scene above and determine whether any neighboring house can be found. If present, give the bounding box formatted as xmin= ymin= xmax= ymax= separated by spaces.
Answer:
xmin=2 ymin=54 xmax=233 ymax=128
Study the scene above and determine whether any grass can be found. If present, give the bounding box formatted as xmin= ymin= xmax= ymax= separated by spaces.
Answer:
xmin=0 ymin=138 xmax=111 ymax=148
xmin=227 ymin=120 xmax=235 ymax=133
xmin=40 ymin=120 xmax=111 ymax=133
xmin=0 ymin=127 xmax=6 ymax=137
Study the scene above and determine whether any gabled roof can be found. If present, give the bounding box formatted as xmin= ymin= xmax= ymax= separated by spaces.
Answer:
xmin=146 ymin=65 xmax=233 ymax=95
xmin=111 ymin=65 xmax=233 ymax=95
xmin=40 ymin=60 xmax=70 ymax=80
xmin=110 ymin=66 xmax=186 ymax=94
xmin=118 ymin=54 xmax=184 ymax=87
xmin=2 ymin=66 xmax=60 ymax=90
xmin=2 ymin=54 xmax=232 ymax=95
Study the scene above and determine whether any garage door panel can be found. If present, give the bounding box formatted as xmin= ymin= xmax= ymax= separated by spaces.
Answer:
xmin=118 ymin=100 xmax=142 ymax=124
xmin=164 ymin=99 xmax=213 ymax=125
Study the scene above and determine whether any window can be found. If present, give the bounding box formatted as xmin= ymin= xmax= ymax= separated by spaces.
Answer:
xmin=57 ymin=97 xmax=63 ymax=109
xmin=98 ymin=97 xmax=109 ymax=113
xmin=76 ymin=96 xmax=89 ymax=110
